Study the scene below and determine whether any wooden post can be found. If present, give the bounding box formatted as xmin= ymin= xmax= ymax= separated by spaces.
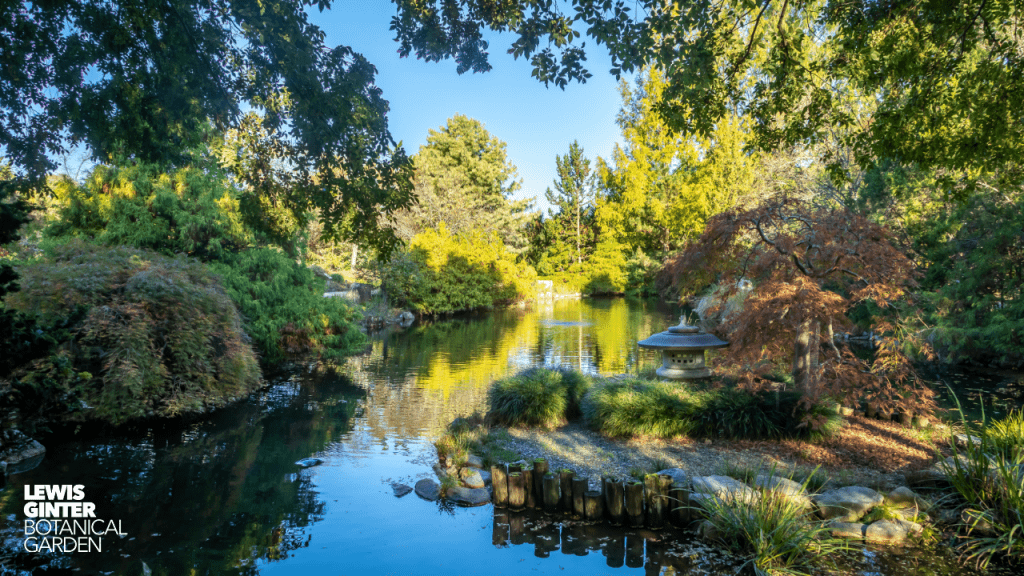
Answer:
xmin=604 ymin=477 xmax=625 ymax=525
xmin=625 ymin=481 xmax=644 ymax=527
xmin=509 ymin=512 xmax=527 ymax=545
xmin=644 ymin=474 xmax=665 ymax=529
xmin=559 ymin=470 xmax=574 ymax=511
xmin=572 ymin=477 xmax=588 ymax=517
xmin=606 ymin=532 xmax=625 ymax=568
xmin=522 ymin=468 xmax=536 ymax=508
xmin=492 ymin=511 xmax=509 ymax=546
xmin=542 ymin=473 xmax=560 ymax=513
xmin=508 ymin=472 xmax=525 ymax=511
xmin=532 ymin=458 xmax=549 ymax=503
xmin=509 ymin=463 xmax=522 ymax=475
xmin=492 ymin=465 xmax=508 ymax=508
xmin=584 ymin=490 xmax=604 ymax=521
xmin=668 ymin=486 xmax=689 ymax=527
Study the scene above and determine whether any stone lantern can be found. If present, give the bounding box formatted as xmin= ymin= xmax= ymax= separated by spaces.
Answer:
xmin=638 ymin=316 xmax=729 ymax=380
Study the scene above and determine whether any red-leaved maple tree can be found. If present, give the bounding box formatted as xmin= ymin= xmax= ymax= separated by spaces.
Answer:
xmin=664 ymin=194 xmax=935 ymax=420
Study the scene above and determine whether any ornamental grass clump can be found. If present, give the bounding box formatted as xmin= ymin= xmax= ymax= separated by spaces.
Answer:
xmin=488 ymin=368 xmax=569 ymax=429
xmin=943 ymin=404 xmax=1024 ymax=568
xmin=582 ymin=379 xmax=696 ymax=438
xmin=698 ymin=485 xmax=843 ymax=576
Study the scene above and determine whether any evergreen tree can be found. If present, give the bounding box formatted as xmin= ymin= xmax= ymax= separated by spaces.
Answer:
xmin=544 ymin=141 xmax=595 ymax=268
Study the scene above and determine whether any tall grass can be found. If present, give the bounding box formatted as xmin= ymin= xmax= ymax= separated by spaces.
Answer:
xmin=698 ymin=484 xmax=843 ymax=576
xmin=943 ymin=396 xmax=1024 ymax=568
xmin=488 ymin=367 xmax=591 ymax=429
xmin=583 ymin=379 xmax=843 ymax=441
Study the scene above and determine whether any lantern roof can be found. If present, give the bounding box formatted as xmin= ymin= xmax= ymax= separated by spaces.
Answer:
xmin=637 ymin=316 xmax=729 ymax=350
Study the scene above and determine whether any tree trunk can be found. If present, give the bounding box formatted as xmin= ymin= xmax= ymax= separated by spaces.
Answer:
xmin=792 ymin=318 xmax=820 ymax=395
xmin=350 ymin=244 xmax=357 ymax=270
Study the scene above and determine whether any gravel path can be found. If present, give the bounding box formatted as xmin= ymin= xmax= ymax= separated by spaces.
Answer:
xmin=493 ymin=421 xmax=910 ymax=491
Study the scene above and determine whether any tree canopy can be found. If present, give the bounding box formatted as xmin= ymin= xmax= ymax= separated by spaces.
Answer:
xmin=1 ymin=0 xmax=411 ymax=250
xmin=390 ymin=0 xmax=1024 ymax=186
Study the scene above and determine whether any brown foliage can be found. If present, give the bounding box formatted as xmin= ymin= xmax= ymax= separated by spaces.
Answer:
xmin=665 ymin=194 xmax=935 ymax=418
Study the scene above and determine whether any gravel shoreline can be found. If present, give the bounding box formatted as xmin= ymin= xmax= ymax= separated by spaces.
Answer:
xmin=492 ymin=421 xmax=914 ymax=491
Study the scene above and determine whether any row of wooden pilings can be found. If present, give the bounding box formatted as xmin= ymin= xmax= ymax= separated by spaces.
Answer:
xmin=491 ymin=459 xmax=687 ymax=529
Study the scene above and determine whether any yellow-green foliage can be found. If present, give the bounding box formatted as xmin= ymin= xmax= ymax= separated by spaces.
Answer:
xmin=385 ymin=223 xmax=536 ymax=314
xmin=6 ymin=241 xmax=262 ymax=425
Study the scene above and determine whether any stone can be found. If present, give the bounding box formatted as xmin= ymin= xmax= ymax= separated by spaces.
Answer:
xmin=886 ymin=487 xmax=932 ymax=512
xmin=446 ymin=486 xmax=491 ymax=507
xmin=0 ymin=430 xmax=46 ymax=474
xmin=933 ymin=507 xmax=959 ymax=525
xmin=432 ymin=462 xmax=457 ymax=481
xmin=691 ymin=476 xmax=757 ymax=505
xmin=892 ymin=507 xmax=921 ymax=521
xmin=864 ymin=519 xmax=923 ymax=545
xmin=904 ymin=467 xmax=948 ymax=490
xmin=813 ymin=486 xmax=884 ymax=522
xmin=294 ymin=457 xmax=323 ymax=468
xmin=829 ymin=521 xmax=866 ymax=540
xmin=465 ymin=454 xmax=484 ymax=469
xmin=415 ymin=479 xmax=441 ymax=501
xmin=752 ymin=474 xmax=813 ymax=509
xmin=697 ymin=520 xmax=721 ymax=542
xmin=479 ymin=469 xmax=492 ymax=486
xmin=395 ymin=311 xmax=415 ymax=326
xmin=392 ymin=483 xmax=413 ymax=498
xmin=657 ymin=468 xmax=689 ymax=488
xmin=953 ymin=433 xmax=982 ymax=448
xmin=460 ymin=468 xmax=485 ymax=489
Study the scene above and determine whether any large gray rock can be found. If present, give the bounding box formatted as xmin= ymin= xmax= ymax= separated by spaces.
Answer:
xmin=691 ymin=475 xmax=757 ymax=505
xmin=392 ymin=483 xmax=413 ymax=498
xmin=657 ymin=468 xmax=689 ymax=488
xmin=415 ymin=479 xmax=441 ymax=501
xmin=479 ymin=469 xmax=492 ymax=486
xmin=465 ymin=455 xmax=484 ymax=469
xmin=446 ymin=486 xmax=491 ymax=507
xmin=460 ymin=468 xmax=485 ymax=489
xmin=0 ymin=430 xmax=46 ymax=474
xmin=752 ymin=474 xmax=812 ymax=509
xmin=433 ymin=462 xmax=457 ymax=481
xmin=829 ymin=521 xmax=866 ymax=540
xmin=886 ymin=487 xmax=932 ymax=512
xmin=904 ymin=467 xmax=948 ymax=490
xmin=864 ymin=519 xmax=923 ymax=545
xmin=813 ymin=486 xmax=884 ymax=522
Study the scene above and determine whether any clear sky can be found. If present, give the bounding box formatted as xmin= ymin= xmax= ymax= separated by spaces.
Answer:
xmin=309 ymin=1 xmax=630 ymax=213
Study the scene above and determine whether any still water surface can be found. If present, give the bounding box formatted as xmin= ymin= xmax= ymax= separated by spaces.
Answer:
xmin=0 ymin=298 xmax=1016 ymax=575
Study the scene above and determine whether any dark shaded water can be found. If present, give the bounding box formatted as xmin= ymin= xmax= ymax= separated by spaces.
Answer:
xmin=0 ymin=298 xmax=1017 ymax=575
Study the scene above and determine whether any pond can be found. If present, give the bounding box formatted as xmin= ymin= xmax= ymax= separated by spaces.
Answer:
xmin=0 ymin=298 xmax=1017 ymax=575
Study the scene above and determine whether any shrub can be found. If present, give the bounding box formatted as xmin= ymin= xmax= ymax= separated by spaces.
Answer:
xmin=699 ymin=479 xmax=844 ymax=575
xmin=5 ymin=241 xmax=262 ymax=425
xmin=209 ymin=248 xmax=365 ymax=363
xmin=583 ymin=379 xmax=842 ymax=441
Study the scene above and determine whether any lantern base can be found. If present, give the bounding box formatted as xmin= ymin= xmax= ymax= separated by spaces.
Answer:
xmin=656 ymin=366 xmax=711 ymax=380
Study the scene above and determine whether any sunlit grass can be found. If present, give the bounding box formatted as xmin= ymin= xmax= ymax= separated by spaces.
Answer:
xmin=488 ymin=367 xmax=592 ymax=429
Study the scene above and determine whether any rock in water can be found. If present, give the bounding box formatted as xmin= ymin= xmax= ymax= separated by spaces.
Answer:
xmin=829 ymin=521 xmax=866 ymax=540
xmin=446 ymin=486 xmax=491 ymax=507
xmin=392 ymin=483 xmax=413 ymax=498
xmin=295 ymin=458 xmax=323 ymax=468
xmin=813 ymin=486 xmax=884 ymax=522
xmin=460 ymin=468 xmax=485 ymax=489
xmin=865 ymin=519 xmax=923 ymax=545
xmin=415 ymin=479 xmax=441 ymax=501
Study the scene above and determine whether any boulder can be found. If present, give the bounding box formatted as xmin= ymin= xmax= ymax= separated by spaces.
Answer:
xmin=0 ymin=430 xmax=46 ymax=474
xmin=395 ymin=311 xmax=415 ymax=327
xmin=813 ymin=486 xmax=884 ymax=522
xmin=864 ymin=519 xmax=923 ymax=545
xmin=446 ymin=486 xmax=491 ymax=507
xmin=460 ymin=468 xmax=485 ymax=489
xmin=295 ymin=457 xmax=323 ymax=468
xmin=904 ymin=467 xmax=948 ymax=490
xmin=953 ymin=434 xmax=982 ymax=448
xmin=657 ymin=468 xmax=689 ymax=488
xmin=415 ymin=479 xmax=441 ymax=501
xmin=691 ymin=475 xmax=757 ymax=505
xmin=829 ymin=521 xmax=866 ymax=540
xmin=433 ymin=462 xmax=457 ymax=481
xmin=752 ymin=474 xmax=812 ymax=509
xmin=465 ymin=455 xmax=485 ymax=469
xmin=886 ymin=487 xmax=932 ymax=512
xmin=392 ymin=483 xmax=413 ymax=498
xmin=479 ymin=469 xmax=492 ymax=486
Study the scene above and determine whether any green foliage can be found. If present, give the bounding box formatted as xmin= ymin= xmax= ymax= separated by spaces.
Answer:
xmin=582 ymin=379 xmax=843 ymax=441
xmin=46 ymin=162 xmax=250 ymax=260
xmin=487 ymin=367 xmax=591 ymax=429
xmin=5 ymin=241 xmax=262 ymax=425
xmin=209 ymin=248 xmax=365 ymax=364
xmin=542 ymin=140 xmax=596 ymax=270
xmin=699 ymin=481 xmax=844 ymax=576
xmin=383 ymin=224 xmax=537 ymax=315
xmin=391 ymin=115 xmax=531 ymax=252
xmin=942 ymin=403 xmax=1024 ymax=568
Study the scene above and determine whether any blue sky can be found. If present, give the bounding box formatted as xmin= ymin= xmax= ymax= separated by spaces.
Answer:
xmin=309 ymin=1 xmax=630 ymax=213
